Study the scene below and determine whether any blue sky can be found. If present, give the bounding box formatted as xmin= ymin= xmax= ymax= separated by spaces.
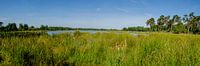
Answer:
xmin=0 ymin=0 xmax=200 ymax=29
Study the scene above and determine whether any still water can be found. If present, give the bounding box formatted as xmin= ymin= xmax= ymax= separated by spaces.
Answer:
xmin=47 ymin=30 xmax=109 ymax=35
xmin=47 ymin=30 xmax=145 ymax=36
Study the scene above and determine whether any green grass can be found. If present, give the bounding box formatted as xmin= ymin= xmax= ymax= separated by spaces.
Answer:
xmin=0 ymin=31 xmax=47 ymax=38
xmin=1 ymin=31 xmax=200 ymax=65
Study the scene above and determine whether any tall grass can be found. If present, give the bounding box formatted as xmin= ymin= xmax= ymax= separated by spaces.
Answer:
xmin=1 ymin=31 xmax=200 ymax=65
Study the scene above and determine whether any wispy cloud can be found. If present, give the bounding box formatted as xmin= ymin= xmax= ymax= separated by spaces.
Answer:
xmin=0 ymin=17 xmax=9 ymax=21
xmin=116 ymin=8 xmax=129 ymax=13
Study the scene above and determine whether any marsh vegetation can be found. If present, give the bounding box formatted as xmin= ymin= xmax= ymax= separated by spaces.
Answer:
xmin=1 ymin=31 xmax=200 ymax=65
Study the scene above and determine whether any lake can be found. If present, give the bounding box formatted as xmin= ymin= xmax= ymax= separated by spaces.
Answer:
xmin=47 ymin=30 xmax=109 ymax=35
xmin=47 ymin=30 xmax=146 ymax=36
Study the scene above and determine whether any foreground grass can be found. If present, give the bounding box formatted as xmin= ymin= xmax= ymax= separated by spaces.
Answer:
xmin=1 ymin=32 xmax=200 ymax=65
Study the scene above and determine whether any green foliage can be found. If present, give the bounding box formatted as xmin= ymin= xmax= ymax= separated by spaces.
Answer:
xmin=1 ymin=32 xmax=200 ymax=65
xmin=0 ymin=22 xmax=118 ymax=32
xmin=0 ymin=22 xmax=3 ymax=31
xmin=19 ymin=24 xmax=29 ymax=31
xmin=47 ymin=27 xmax=72 ymax=31
xmin=0 ymin=31 xmax=47 ymax=38
xmin=123 ymin=26 xmax=148 ymax=31
xmin=73 ymin=30 xmax=82 ymax=37
xmin=24 ymin=24 xmax=29 ymax=30
xmin=0 ymin=22 xmax=3 ymax=26
xmin=19 ymin=23 xmax=24 ymax=31
xmin=157 ymin=15 xmax=165 ymax=31
xmin=40 ymin=25 xmax=49 ymax=30
xmin=5 ymin=23 xmax=18 ymax=31
xmin=146 ymin=18 xmax=155 ymax=31
xmin=173 ymin=22 xmax=187 ymax=34
xmin=142 ymin=12 xmax=200 ymax=34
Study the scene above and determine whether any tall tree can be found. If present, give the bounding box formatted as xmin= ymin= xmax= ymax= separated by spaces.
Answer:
xmin=184 ymin=12 xmax=195 ymax=33
xmin=30 ymin=26 xmax=35 ymax=29
xmin=173 ymin=22 xmax=185 ymax=33
xmin=146 ymin=18 xmax=155 ymax=31
xmin=0 ymin=22 xmax=3 ymax=27
xmin=166 ymin=15 xmax=181 ymax=32
xmin=190 ymin=16 xmax=200 ymax=33
xmin=0 ymin=22 xmax=3 ymax=31
xmin=163 ymin=16 xmax=170 ymax=31
xmin=19 ymin=23 xmax=24 ymax=31
xmin=24 ymin=24 xmax=29 ymax=30
xmin=167 ymin=19 xmax=174 ymax=32
xmin=157 ymin=15 xmax=165 ymax=31
xmin=40 ymin=25 xmax=48 ymax=30
xmin=173 ymin=15 xmax=181 ymax=23
xmin=6 ymin=23 xmax=18 ymax=31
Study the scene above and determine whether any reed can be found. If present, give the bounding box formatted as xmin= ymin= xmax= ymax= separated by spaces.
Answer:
xmin=0 ymin=32 xmax=200 ymax=65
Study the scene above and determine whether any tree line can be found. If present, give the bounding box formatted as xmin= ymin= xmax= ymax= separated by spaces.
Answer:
xmin=123 ymin=12 xmax=200 ymax=34
xmin=146 ymin=12 xmax=200 ymax=34
xmin=123 ymin=26 xmax=148 ymax=31
xmin=0 ymin=22 xmax=117 ymax=32
xmin=0 ymin=22 xmax=31 ymax=31
xmin=0 ymin=22 xmax=73 ymax=32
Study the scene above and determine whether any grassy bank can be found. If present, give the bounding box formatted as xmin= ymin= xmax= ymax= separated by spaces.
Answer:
xmin=0 ymin=31 xmax=47 ymax=38
xmin=0 ymin=32 xmax=200 ymax=65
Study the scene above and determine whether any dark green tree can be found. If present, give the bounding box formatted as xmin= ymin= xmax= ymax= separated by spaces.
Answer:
xmin=122 ymin=27 xmax=128 ymax=31
xmin=157 ymin=15 xmax=165 ymax=31
xmin=167 ymin=19 xmax=174 ymax=32
xmin=163 ymin=16 xmax=170 ymax=31
xmin=185 ymin=12 xmax=195 ymax=33
xmin=30 ymin=26 xmax=35 ymax=29
xmin=0 ymin=22 xmax=3 ymax=31
xmin=146 ymin=18 xmax=155 ymax=31
xmin=24 ymin=24 xmax=29 ymax=30
xmin=6 ymin=23 xmax=18 ymax=31
xmin=173 ymin=22 xmax=186 ymax=33
xmin=0 ymin=22 xmax=3 ymax=27
xmin=40 ymin=25 xmax=48 ymax=30
xmin=173 ymin=15 xmax=181 ymax=24
xmin=190 ymin=16 xmax=200 ymax=34
xmin=19 ymin=23 xmax=24 ymax=31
